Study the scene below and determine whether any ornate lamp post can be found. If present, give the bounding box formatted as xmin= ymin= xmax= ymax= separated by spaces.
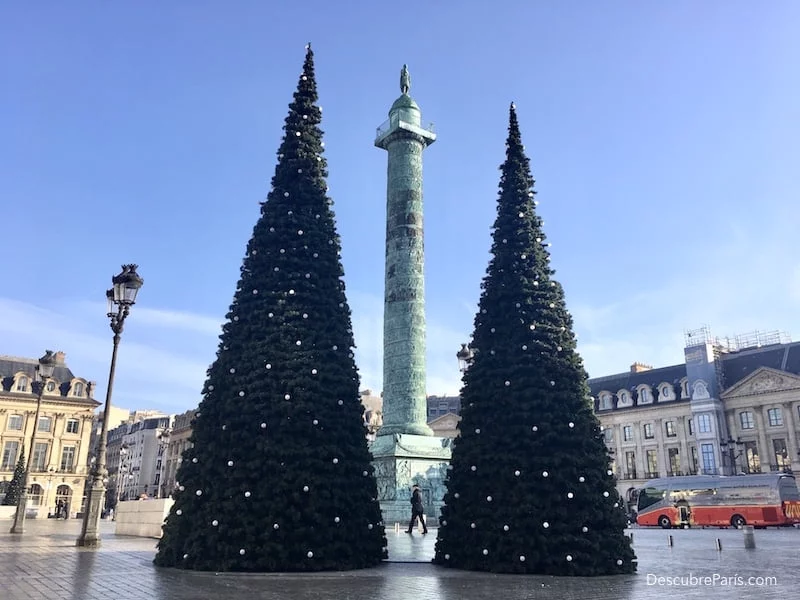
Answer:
xmin=456 ymin=343 xmax=474 ymax=374
xmin=720 ymin=437 xmax=744 ymax=475
xmin=76 ymin=264 xmax=143 ymax=547
xmin=10 ymin=350 xmax=58 ymax=534
xmin=156 ymin=427 xmax=171 ymax=498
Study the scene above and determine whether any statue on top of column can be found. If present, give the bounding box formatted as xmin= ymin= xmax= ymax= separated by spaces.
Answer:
xmin=400 ymin=64 xmax=411 ymax=95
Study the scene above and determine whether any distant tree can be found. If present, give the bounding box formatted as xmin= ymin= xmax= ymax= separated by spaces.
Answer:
xmin=433 ymin=104 xmax=636 ymax=576
xmin=154 ymin=45 xmax=386 ymax=572
xmin=3 ymin=450 xmax=26 ymax=506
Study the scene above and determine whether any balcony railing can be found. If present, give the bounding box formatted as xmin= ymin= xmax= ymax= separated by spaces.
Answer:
xmin=666 ymin=471 xmax=684 ymax=477
xmin=375 ymin=113 xmax=435 ymax=142
xmin=644 ymin=471 xmax=660 ymax=479
xmin=622 ymin=473 xmax=639 ymax=480
xmin=769 ymin=464 xmax=793 ymax=473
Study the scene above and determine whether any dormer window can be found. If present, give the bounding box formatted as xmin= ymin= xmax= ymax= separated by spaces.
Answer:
xmin=598 ymin=393 xmax=613 ymax=410
xmin=46 ymin=381 xmax=57 ymax=393
xmin=73 ymin=382 xmax=84 ymax=397
xmin=680 ymin=379 xmax=689 ymax=399
xmin=617 ymin=391 xmax=631 ymax=408
xmin=638 ymin=387 xmax=652 ymax=404
xmin=16 ymin=376 xmax=29 ymax=392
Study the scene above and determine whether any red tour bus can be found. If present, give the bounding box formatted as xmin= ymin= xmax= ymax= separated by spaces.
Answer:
xmin=635 ymin=473 xmax=800 ymax=529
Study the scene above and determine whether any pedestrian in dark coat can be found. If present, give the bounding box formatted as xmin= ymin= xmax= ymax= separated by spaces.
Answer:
xmin=405 ymin=485 xmax=428 ymax=534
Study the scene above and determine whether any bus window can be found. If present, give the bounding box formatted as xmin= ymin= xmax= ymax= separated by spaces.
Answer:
xmin=638 ymin=487 xmax=665 ymax=511
xmin=778 ymin=477 xmax=800 ymax=501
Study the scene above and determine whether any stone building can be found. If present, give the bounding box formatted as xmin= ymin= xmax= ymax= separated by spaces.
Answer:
xmin=590 ymin=328 xmax=800 ymax=511
xmin=162 ymin=408 xmax=196 ymax=498
xmin=0 ymin=352 xmax=98 ymax=517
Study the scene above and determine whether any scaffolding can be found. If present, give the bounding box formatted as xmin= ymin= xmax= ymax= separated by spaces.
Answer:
xmin=684 ymin=325 xmax=791 ymax=352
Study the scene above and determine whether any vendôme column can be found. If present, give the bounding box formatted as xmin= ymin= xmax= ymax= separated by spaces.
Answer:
xmin=371 ymin=65 xmax=450 ymax=526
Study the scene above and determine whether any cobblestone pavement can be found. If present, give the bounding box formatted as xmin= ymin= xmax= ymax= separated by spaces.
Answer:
xmin=1 ymin=520 xmax=798 ymax=599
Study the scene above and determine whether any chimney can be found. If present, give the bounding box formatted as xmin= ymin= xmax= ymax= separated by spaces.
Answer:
xmin=630 ymin=362 xmax=653 ymax=373
xmin=54 ymin=351 xmax=66 ymax=365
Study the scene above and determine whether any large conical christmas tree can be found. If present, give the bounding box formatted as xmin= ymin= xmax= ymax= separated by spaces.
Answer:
xmin=2 ymin=450 xmax=25 ymax=505
xmin=433 ymin=104 xmax=635 ymax=576
xmin=155 ymin=45 xmax=386 ymax=572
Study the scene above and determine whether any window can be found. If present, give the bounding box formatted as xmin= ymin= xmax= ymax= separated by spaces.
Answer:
xmin=744 ymin=441 xmax=760 ymax=473
xmin=599 ymin=393 xmax=613 ymax=410
xmin=668 ymin=448 xmax=681 ymax=474
xmin=665 ymin=421 xmax=677 ymax=437
xmin=16 ymin=376 xmax=29 ymax=392
xmin=639 ymin=387 xmax=651 ymax=404
xmin=773 ymin=439 xmax=789 ymax=469
xmin=688 ymin=419 xmax=694 ymax=436
xmin=623 ymin=425 xmax=633 ymax=442
xmin=65 ymin=419 xmax=80 ymax=434
xmin=767 ymin=408 xmax=783 ymax=427
xmin=603 ymin=428 xmax=614 ymax=442
xmin=32 ymin=442 xmax=48 ymax=471
xmin=29 ymin=483 xmax=43 ymax=506
xmin=7 ymin=415 xmax=23 ymax=431
xmin=701 ymin=443 xmax=716 ymax=474
xmin=690 ymin=446 xmax=699 ymax=473
xmin=660 ymin=385 xmax=672 ymax=400
xmin=643 ymin=423 xmax=654 ymax=439
xmin=625 ymin=451 xmax=636 ymax=478
xmin=645 ymin=449 xmax=658 ymax=476
xmin=1 ymin=441 xmax=19 ymax=470
xmin=739 ymin=411 xmax=754 ymax=430
xmin=46 ymin=381 xmax=56 ymax=392
xmin=37 ymin=416 xmax=52 ymax=433
xmin=73 ymin=382 xmax=84 ymax=397
xmin=618 ymin=391 xmax=631 ymax=407
xmin=697 ymin=414 xmax=712 ymax=433
xmin=60 ymin=446 xmax=76 ymax=472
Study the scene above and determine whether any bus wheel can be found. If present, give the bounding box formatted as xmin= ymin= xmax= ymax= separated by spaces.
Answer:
xmin=731 ymin=515 xmax=746 ymax=529
xmin=658 ymin=515 xmax=672 ymax=529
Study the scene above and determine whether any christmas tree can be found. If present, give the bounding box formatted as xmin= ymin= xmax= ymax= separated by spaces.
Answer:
xmin=154 ymin=45 xmax=386 ymax=572
xmin=433 ymin=104 xmax=635 ymax=576
xmin=2 ymin=450 xmax=25 ymax=506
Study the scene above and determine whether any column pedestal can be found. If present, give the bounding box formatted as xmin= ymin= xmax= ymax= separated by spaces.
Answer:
xmin=370 ymin=433 xmax=452 ymax=527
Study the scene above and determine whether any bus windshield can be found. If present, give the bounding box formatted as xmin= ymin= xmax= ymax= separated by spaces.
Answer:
xmin=637 ymin=487 xmax=665 ymax=511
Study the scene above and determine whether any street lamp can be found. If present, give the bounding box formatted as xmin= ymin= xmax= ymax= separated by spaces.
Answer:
xmin=456 ymin=343 xmax=474 ymax=374
xmin=76 ymin=264 xmax=143 ymax=547
xmin=10 ymin=350 xmax=57 ymax=534
xmin=720 ymin=437 xmax=744 ymax=475
xmin=156 ymin=428 xmax=171 ymax=499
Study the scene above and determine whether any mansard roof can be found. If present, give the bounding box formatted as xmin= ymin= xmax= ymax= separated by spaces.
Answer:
xmin=588 ymin=364 xmax=687 ymax=396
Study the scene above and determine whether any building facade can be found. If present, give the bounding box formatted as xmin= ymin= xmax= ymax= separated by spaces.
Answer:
xmin=0 ymin=352 xmax=98 ymax=517
xmin=590 ymin=329 xmax=800 ymax=511
xmin=162 ymin=409 xmax=196 ymax=499
xmin=107 ymin=414 xmax=172 ymax=507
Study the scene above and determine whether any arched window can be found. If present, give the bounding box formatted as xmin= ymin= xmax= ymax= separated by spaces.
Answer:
xmin=29 ymin=483 xmax=44 ymax=506
xmin=16 ymin=376 xmax=29 ymax=392
xmin=73 ymin=382 xmax=84 ymax=397
xmin=638 ymin=386 xmax=652 ymax=404
xmin=599 ymin=393 xmax=613 ymax=410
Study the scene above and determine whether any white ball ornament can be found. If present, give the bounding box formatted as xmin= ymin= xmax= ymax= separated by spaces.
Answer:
xmin=617 ymin=559 xmax=624 ymax=566
xmin=486 ymin=496 xmax=493 ymax=502
xmin=229 ymin=368 xmax=236 ymax=374
xmin=332 ymin=458 xmax=339 ymax=464
xmin=212 ymin=520 xmax=219 ymax=526
xmin=334 ymin=517 xmax=340 ymax=523
xmin=607 ymin=469 xmax=613 ymax=476
xmin=338 ymin=400 xmax=343 ymax=405
xmin=445 ymin=554 xmax=450 ymax=560
xmin=505 ymin=381 xmax=511 ymax=386
xmin=470 ymin=465 xmax=477 ymax=472
xmin=307 ymin=551 xmax=314 ymax=558
xmin=603 ymin=491 xmax=610 ymax=497
xmin=470 ymin=522 xmax=476 ymax=529
xmin=566 ymin=555 xmax=573 ymax=562
xmin=238 ymin=391 xmax=245 ymax=397
xmin=240 ymin=549 xmax=246 ymax=555
xmin=515 ymin=470 xmax=521 ymax=476
xmin=273 ymin=523 xmax=279 ymax=530
xmin=503 ymin=525 xmax=510 ymax=531
xmin=285 ymin=394 xmax=291 ymax=400
xmin=567 ymin=492 xmax=574 ymax=499
xmin=179 ymin=485 xmax=185 ymax=491
xmin=313 ymin=419 xmax=319 ymax=425
xmin=520 ymin=556 xmax=526 ymax=562
xmin=196 ymin=490 xmax=202 ymax=496
xmin=253 ymin=290 xmax=258 ymax=295
xmin=532 ymin=425 xmax=538 ymax=432
xmin=522 ymin=345 xmax=528 ymax=350
xmin=227 ymin=460 xmax=234 ymax=467
xmin=311 ymin=369 xmax=317 ymax=374
xmin=549 ymin=303 xmax=555 ymax=308
xmin=208 ymin=385 xmax=214 ymax=391
xmin=550 ymin=381 xmax=555 ymax=386
xmin=542 ymin=471 xmax=549 ymax=477
xmin=289 ymin=289 xmax=295 ymax=295
xmin=183 ymin=554 xmax=189 ymax=559
xmin=266 ymin=363 xmax=272 ymax=370
xmin=475 ymin=428 xmax=481 ymax=434
xmin=454 ymin=493 xmax=460 ymax=499
xmin=579 ymin=476 xmax=585 ymax=482
xmin=245 ymin=491 xmax=251 ymax=498
xmin=261 ymin=423 xmax=267 ymax=429
xmin=368 ymin=524 xmax=373 ymax=529
xmin=176 ymin=509 xmax=182 ymax=515
xmin=569 ymin=422 xmax=575 ymax=428
xmin=363 ymin=470 xmax=368 ymax=476
xmin=582 ymin=526 xmax=589 ymax=533
xmin=303 ymin=486 xmax=309 ymax=492
xmin=482 ymin=549 xmax=489 ymax=556
xmin=543 ymin=521 xmax=550 ymax=528
xmin=192 ymin=458 xmax=198 ymax=463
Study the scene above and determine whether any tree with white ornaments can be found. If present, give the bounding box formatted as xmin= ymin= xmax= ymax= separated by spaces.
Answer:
xmin=433 ymin=104 xmax=635 ymax=575
xmin=155 ymin=45 xmax=386 ymax=572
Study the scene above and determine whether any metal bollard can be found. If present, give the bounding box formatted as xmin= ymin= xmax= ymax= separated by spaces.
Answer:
xmin=668 ymin=535 xmax=673 ymax=547
xmin=743 ymin=525 xmax=756 ymax=549
xmin=629 ymin=532 xmax=634 ymax=543
xmin=394 ymin=522 xmax=400 ymax=533
xmin=716 ymin=538 xmax=722 ymax=551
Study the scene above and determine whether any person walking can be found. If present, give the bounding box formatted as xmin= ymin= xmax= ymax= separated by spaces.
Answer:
xmin=405 ymin=484 xmax=428 ymax=534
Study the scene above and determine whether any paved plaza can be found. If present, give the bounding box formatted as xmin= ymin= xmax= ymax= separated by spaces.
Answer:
xmin=1 ymin=520 xmax=798 ymax=599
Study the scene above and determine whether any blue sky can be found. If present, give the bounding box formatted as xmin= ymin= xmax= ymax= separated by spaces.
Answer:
xmin=1 ymin=2 xmax=798 ymax=415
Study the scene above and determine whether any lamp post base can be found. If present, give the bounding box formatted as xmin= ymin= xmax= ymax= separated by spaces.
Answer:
xmin=9 ymin=496 xmax=29 ymax=534
xmin=76 ymin=478 xmax=106 ymax=547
